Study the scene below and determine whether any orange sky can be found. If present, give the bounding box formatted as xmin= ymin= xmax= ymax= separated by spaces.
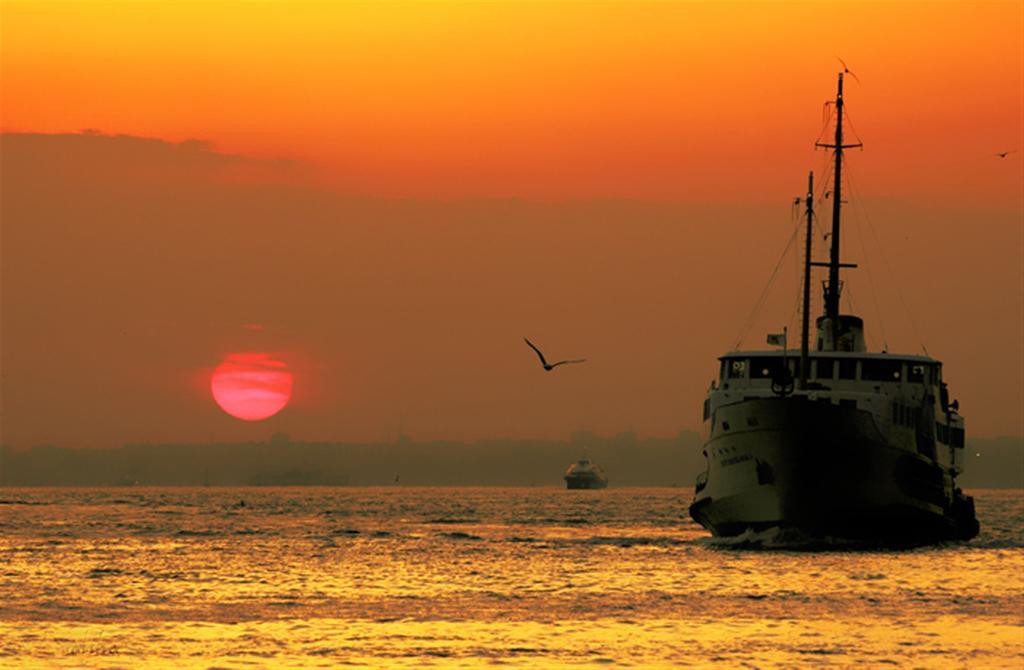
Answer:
xmin=1 ymin=1 xmax=1022 ymax=447
xmin=3 ymin=1 xmax=1021 ymax=199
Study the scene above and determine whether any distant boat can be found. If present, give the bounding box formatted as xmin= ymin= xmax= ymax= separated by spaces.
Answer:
xmin=564 ymin=457 xmax=608 ymax=489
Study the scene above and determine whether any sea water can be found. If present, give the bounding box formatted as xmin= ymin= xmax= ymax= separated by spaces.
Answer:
xmin=1 ymin=487 xmax=1021 ymax=668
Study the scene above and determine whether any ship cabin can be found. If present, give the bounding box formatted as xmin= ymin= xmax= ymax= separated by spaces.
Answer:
xmin=704 ymin=348 xmax=966 ymax=473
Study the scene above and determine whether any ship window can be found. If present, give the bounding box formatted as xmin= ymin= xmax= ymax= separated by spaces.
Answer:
xmin=862 ymin=359 xmax=902 ymax=382
xmin=727 ymin=359 xmax=747 ymax=379
xmin=746 ymin=417 xmax=759 ymax=427
xmin=936 ymin=422 xmax=949 ymax=443
xmin=815 ymin=358 xmax=835 ymax=380
xmin=838 ymin=359 xmax=857 ymax=380
xmin=722 ymin=421 xmax=731 ymax=431
xmin=908 ymin=364 xmax=926 ymax=383
xmin=703 ymin=399 xmax=711 ymax=422
xmin=749 ymin=357 xmax=778 ymax=379
xmin=950 ymin=427 xmax=965 ymax=448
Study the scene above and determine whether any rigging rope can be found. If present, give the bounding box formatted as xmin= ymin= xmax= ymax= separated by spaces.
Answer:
xmin=843 ymin=158 xmax=889 ymax=351
xmin=843 ymin=105 xmax=865 ymax=148
xmin=817 ymin=103 xmax=835 ymax=146
xmin=806 ymin=151 xmax=835 ymax=324
xmin=788 ymin=272 xmax=803 ymax=342
xmin=843 ymin=280 xmax=856 ymax=315
xmin=731 ymin=221 xmax=801 ymax=351
xmin=844 ymin=165 xmax=930 ymax=356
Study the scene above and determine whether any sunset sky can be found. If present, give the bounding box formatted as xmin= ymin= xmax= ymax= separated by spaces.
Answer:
xmin=2 ymin=1 xmax=1021 ymax=447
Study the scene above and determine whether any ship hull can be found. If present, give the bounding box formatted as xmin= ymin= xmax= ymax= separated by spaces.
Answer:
xmin=689 ymin=397 xmax=977 ymax=542
xmin=565 ymin=475 xmax=608 ymax=490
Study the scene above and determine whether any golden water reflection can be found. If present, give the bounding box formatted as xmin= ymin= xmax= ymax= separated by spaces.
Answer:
xmin=0 ymin=487 xmax=1021 ymax=668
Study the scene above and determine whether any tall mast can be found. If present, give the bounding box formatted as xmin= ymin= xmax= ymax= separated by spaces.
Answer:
xmin=815 ymin=72 xmax=861 ymax=322
xmin=799 ymin=171 xmax=813 ymax=389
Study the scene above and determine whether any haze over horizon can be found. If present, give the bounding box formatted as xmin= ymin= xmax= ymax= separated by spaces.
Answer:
xmin=2 ymin=1 xmax=1022 ymax=450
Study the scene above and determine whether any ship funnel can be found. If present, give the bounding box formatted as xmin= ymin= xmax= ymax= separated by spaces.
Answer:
xmin=815 ymin=315 xmax=866 ymax=352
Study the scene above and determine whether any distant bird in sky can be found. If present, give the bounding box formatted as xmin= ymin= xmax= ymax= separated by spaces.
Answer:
xmin=524 ymin=338 xmax=586 ymax=372
xmin=995 ymin=150 xmax=1017 ymax=158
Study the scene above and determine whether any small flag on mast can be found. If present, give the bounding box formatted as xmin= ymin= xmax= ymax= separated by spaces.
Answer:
xmin=766 ymin=332 xmax=787 ymax=347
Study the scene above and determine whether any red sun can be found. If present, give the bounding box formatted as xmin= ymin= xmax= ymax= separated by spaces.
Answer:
xmin=211 ymin=352 xmax=293 ymax=421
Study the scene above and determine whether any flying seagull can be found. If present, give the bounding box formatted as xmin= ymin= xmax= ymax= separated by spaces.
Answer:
xmin=995 ymin=150 xmax=1017 ymax=158
xmin=524 ymin=338 xmax=586 ymax=372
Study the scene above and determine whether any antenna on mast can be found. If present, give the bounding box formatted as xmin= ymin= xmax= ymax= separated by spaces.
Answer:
xmin=837 ymin=57 xmax=861 ymax=84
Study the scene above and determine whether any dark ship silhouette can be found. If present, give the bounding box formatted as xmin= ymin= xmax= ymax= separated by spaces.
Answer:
xmin=564 ymin=456 xmax=608 ymax=489
xmin=689 ymin=73 xmax=978 ymax=543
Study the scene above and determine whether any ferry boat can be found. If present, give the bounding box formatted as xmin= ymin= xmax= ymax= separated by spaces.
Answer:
xmin=688 ymin=73 xmax=979 ymax=543
xmin=564 ymin=457 xmax=608 ymax=489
